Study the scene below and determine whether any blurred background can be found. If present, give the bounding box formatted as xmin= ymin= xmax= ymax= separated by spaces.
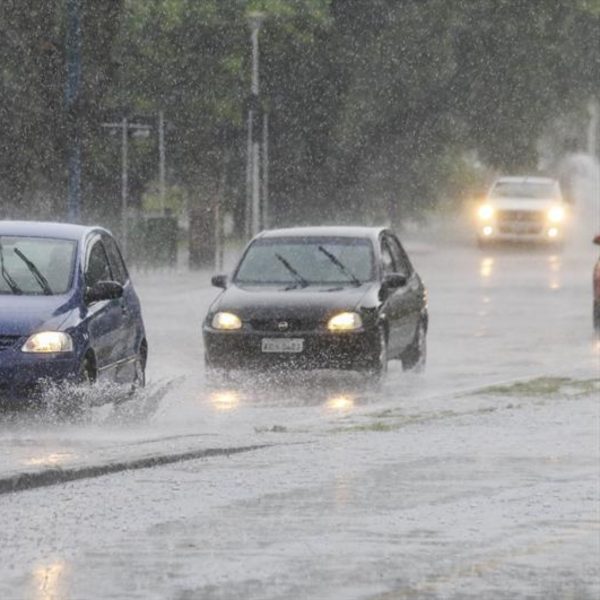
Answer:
xmin=0 ymin=0 xmax=598 ymax=267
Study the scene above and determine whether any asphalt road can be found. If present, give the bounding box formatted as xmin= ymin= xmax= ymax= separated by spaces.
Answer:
xmin=0 ymin=221 xmax=598 ymax=599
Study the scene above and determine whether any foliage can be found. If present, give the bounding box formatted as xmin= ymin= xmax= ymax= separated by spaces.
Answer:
xmin=0 ymin=0 xmax=597 ymax=230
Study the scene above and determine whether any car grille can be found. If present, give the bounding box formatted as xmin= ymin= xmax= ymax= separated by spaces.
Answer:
xmin=496 ymin=210 xmax=544 ymax=223
xmin=496 ymin=209 xmax=545 ymax=234
xmin=0 ymin=335 xmax=20 ymax=351
xmin=249 ymin=318 xmax=319 ymax=333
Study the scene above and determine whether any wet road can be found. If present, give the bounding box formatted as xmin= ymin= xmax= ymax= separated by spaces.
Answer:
xmin=0 ymin=224 xmax=599 ymax=599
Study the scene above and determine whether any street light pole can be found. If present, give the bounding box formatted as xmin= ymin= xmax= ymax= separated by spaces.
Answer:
xmin=101 ymin=119 xmax=152 ymax=257
xmin=246 ymin=12 xmax=265 ymax=238
xmin=65 ymin=0 xmax=82 ymax=223
xmin=158 ymin=110 xmax=166 ymax=213
xmin=121 ymin=117 xmax=129 ymax=257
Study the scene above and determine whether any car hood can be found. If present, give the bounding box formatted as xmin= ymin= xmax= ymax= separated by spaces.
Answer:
xmin=212 ymin=283 xmax=375 ymax=321
xmin=489 ymin=198 xmax=559 ymax=211
xmin=0 ymin=294 xmax=75 ymax=336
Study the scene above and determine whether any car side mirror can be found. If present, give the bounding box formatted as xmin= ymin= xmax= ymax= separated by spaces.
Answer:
xmin=379 ymin=273 xmax=407 ymax=301
xmin=85 ymin=280 xmax=123 ymax=304
xmin=211 ymin=274 xmax=228 ymax=289
xmin=383 ymin=273 xmax=407 ymax=289
xmin=594 ymin=235 xmax=600 ymax=246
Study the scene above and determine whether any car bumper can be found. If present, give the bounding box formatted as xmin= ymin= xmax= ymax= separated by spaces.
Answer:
xmin=478 ymin=225 xmax=564 ymax=243
xmin=0 ymin=349 xmax=80 ymax=401
xmin=203 ymin=327 xmax=380 ymax=371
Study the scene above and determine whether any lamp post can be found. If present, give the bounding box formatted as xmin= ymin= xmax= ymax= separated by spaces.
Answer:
xmin=65 ymin=0 xmax=82 ymax=223
xmin=246 ymin=12 xmax=265 ymax=238
xmin=101 ymin=119 xmax=152 ymax=257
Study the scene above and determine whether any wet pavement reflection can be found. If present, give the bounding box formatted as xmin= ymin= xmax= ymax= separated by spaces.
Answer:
xmin=31 ymin=560 xmax=68 ymax=600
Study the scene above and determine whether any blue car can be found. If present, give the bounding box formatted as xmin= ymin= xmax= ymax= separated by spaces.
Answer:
xmin=0 ymin=221 xmax=147 ymax=404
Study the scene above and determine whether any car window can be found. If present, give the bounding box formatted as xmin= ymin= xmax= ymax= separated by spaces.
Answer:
xmin=387 ymin=234 xmax=412 ymax=278
xmin=490 ymin=181 xmax=557 ymax=199
xmin=102 ymin=234 xmax=128 ymax=285
xmin=0 ymin=236 xmax=76 ymax=295
xmin=86 ymin=240 xmax=112 ymax=287
xmin=380 ymin=239 xmax=395 ymax=276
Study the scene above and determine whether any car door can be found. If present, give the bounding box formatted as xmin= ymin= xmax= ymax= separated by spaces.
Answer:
xmin=387 ymin=233 xmax=425 ymax=349
xmin=101 ymin=233 xmax=141 ymax=382
xmin=379 ymin=233 xmax=418 ymax=355
xmin=84 ymin=237 xmax=126 ymax=382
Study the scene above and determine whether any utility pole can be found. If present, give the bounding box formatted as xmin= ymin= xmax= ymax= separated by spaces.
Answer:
xmin=262 ymin=111 xmax=269 ymax=229
xmin=588 ymin=101 xmax=599 ymax=159
xmin=65 ymin=0 xmax=82 ymax=223
xmin=246 ymin=12 xmax=266 ymax=238
xmin=158 ymin=110 xmax=166 ymax=213
xmin=121 ymin=118 xmax=129 ymax=256
xmin=101 ymin=119 xmax=152 ymax=257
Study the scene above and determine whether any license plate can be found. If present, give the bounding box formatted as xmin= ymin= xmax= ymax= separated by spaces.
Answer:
xmin=261 ymin=338 xmax=304 ymax=353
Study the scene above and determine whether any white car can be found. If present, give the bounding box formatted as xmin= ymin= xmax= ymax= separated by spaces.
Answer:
xmin=476 ymin=176 xmax=568 ymax=246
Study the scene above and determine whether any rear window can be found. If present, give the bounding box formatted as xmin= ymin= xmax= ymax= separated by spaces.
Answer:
xmin=0 ymin=236 xmax=77 ymax=295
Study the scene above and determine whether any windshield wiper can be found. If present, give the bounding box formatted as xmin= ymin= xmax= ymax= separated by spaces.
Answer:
xmin=275 ymin=253 xmax=309 ymax=288
xmin=0 ymin=241 xmax=22 ymax=295
xmin=13 ymin=248 xmax=53 ymax=295
xmin=318 ymin=246 xmax=361 ymax=286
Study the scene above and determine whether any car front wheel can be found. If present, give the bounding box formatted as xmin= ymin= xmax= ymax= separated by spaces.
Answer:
xmin=401 ymin=318 xmax=427 ymax=372
xmin=364 ymin=325 xmax=388 ymax=378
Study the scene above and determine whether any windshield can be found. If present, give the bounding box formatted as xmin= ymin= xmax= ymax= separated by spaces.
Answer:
xmin=234 ymin=237 xmax=374 ymax=286
xmin=490 ymin=181 xmax=557 ymax=199
xmin=0 ymin=236 xmax=76 ymax=295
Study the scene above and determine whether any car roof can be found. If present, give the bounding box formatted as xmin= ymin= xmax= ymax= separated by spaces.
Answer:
xmin=0 ymin=220 xmax=109 ymax=242
xmin=493 ymin=176 xmax=558 ymax=184
xmin=257 ymin=226 xmax=388 ymax=242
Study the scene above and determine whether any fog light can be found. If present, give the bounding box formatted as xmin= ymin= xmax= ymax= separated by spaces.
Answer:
xmin=482 ymin=226 xmax=493 ymax=237
xmin=548 ymin=228 xmax=559 ymax=239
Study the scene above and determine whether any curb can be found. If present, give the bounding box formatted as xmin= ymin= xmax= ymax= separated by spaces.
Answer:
xmin=0 ymin=443 xmax=272 ymax=495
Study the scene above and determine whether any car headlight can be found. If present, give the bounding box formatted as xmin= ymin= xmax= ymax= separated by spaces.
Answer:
xmin=547 ymin=205 xmax=565 ymax=223
xmin=478 ymin=204 xmax=494 ymax=220
xmin=327 ymin=312 xmax=362 ymax=332
xmin=211 ymin=312 xmax=242 ymax=330
xmin=22 ymin=332 xmax=73 ymax=353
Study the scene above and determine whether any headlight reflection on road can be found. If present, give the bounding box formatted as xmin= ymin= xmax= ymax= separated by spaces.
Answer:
xmin=32 ymin=561 xmax=68 ymax=600
xmin=548 ymin=254 xmax=561 ymax=290
xmin=209 ymin=389 xmax=242 ymax=412
xmin=479 ymin=257 xmax=494 ymax=280
xmin=23 ymin=452 xmax=74 ymax=468
xmin=325 ymin=394 xmax=356 ymax=413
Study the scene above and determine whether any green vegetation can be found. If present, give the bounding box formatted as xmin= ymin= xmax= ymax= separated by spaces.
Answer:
xmin=1 ymin=1 xmax=597 ymax=234
xmin=477 ymin=377 xmax=600 ymax=398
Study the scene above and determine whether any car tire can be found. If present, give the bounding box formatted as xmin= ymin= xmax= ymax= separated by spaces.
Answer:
xmin=49 ymin=355 xmax=95 ymax=419
xmin=365 ymin=325 xmax=388 ymax=379
xmin=129 ymin=349 xmax=146 ymax=395
xmin=401 ymin=318 xmax=427 ymax=372
xmin=205 ymin=354 xmax=230 ymax=383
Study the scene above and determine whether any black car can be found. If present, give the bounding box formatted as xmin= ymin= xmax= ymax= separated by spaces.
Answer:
xmin=203 ymin=227 xmax=427 ymax=375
